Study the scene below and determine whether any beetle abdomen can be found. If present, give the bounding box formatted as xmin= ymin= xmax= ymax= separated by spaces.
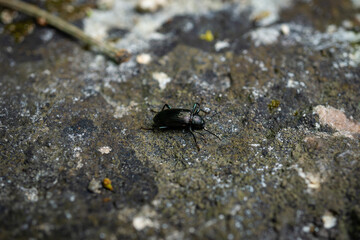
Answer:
xmin=153 ymin=109 xmax=191 ymax=128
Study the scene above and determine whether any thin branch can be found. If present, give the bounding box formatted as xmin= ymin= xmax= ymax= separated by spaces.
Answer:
xmin=0 ymin=0 xmax=130 ymax=63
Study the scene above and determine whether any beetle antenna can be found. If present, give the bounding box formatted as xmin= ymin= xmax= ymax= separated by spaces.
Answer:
xmin=203 ymin=128 xmax=221 ymax=140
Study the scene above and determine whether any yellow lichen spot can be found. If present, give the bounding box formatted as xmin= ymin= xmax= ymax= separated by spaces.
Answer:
xmin=200 ymin=30 xmax=214 ymax=42
xmin=103 ymin=178 xmax=113 ymax=191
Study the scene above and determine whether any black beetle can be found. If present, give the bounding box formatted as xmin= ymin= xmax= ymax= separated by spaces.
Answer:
xmin=142 ymin=103 xmax=220 ymax=150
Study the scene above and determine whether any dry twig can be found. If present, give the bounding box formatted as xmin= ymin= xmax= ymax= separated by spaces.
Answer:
xmin=0 ymin=0 xmax=130 ymax=63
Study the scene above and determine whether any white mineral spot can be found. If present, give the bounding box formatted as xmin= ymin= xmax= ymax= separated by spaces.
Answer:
xmin=230 ymin=204 xmax=241 ymax=216
xmin=76 ymin=159 xmax=84 ymax=170
xmin=286 ymin=79 xmax=297 ymax=88
xmin=351 ymin=0 xmax=360 ymax=8
xmin=215 ymin=40 xmax=230 ymax=51
xmin=40 ymin=30 xmax=54 ymax=42
xmin=250 ymin=27 xmax=280 ymax=46
xmin=302 ymin=223 xmax=314 ymax=233
xmin=305 ymin=173 xmax=321 ymax=190
xmin=152 ymin=72 xmax=171 ymax=90
xmin=84 ymin=21 xmax=108 ymax=41
xmin=104 ymin=100 xmax=138 ymax=119
xmin=29 ymin=73 xmax=36 ymax=79
xmin=302 ymin=225 xmax=310 ymax=233
xmin=349 ymin=46 xmax=360 ymax=66
xmin=133 ymin=216 xmax=154 ymax=230
xmin=322 ymin=211 xmax=337 ymax=229
xmin=136 ymin=53 xmax=152 ymax=65
xmin=136 ymin=0 xmax=168 ymax=12
xmin=42 ymin=69 xmax=51 ymax=76
xmin=295 ymin=166 xmax=322 ymax=193
xmin=65 ymin=211 xmax=72 ymax=219
xmin=183 ymin=21 xmax=194 ymax=32
xmin=98 ymin=146 xmax=112 ymax=154
xmin=22 ymin=187 xmax=39 ymax=202
xmin=249 ymin=143 xmax=260 ymax=147
xmin=287 ymin=79 xmax=305 ymax=88
xmin=97 ymin=0 xmax=115 ymax=10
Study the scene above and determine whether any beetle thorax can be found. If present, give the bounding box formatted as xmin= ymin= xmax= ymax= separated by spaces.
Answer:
xmin=191 ymin=115 xmax=205 ymax=129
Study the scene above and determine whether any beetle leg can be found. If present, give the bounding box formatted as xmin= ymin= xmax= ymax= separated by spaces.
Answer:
xmin=193 ymin=131 xmax=207 ymax=143
xmin=189 ymin=128 xmax=200 ymax=151
xmin=204 ymin=128 xmax=221 ymax=140
xmin=193 ymin=103 xmax=210 ymax=115
xmin=161 ymin=104 xmax=171 ymax=111
xmin=199 ymin=108 xmax=210 ymax=114
xmin=151 ymin=104 xmax=170 ymax=113
xmin=174 ymin=158 xmax=187 ymax=168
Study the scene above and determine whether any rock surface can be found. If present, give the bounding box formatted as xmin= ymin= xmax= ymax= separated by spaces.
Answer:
xmin=0 ymin=0 xmax=360 ymax=239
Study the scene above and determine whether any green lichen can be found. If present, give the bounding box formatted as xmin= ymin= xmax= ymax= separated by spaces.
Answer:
xmin=45 ymin=0 xmax=92 ymax=21
xmin=268 ymin=99 xmax=280 ymax=112
xmin=4 ymin=20 xmax=35 ymax=43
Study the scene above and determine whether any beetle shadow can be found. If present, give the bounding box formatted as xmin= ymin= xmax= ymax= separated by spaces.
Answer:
xmin=141 ymin=126 xmax=211 ymax=153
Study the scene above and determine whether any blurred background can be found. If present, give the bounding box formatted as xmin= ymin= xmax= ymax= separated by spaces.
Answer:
xmin=0 ymin=1 xmax=360 ymax=240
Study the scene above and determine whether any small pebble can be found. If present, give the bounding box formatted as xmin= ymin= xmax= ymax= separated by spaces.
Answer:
xmin=88 ymin=178 xmax=101 ymax=194
xmin=215 ymin=40 xmax=230 ymax=51
xmin=280 ymin=24 xmax=290 ymax=35
xmin=98 ymin=146 xmax=112 ymax=154
xmin=152 ymin=72 xmax=171 ymax=90
xmin=37 ymin=17 xmax=47 ymax=26
xmin=136 ymin=53 xmax=152 ymax=65
xmin=322 ymin=211 xmax=337 ymax=229
xmin=133 ymin=216 xmax=154 ymax=230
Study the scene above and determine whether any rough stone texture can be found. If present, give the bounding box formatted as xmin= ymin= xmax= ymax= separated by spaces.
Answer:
xmin=0 ymin=0 xmax=360 ymax=239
